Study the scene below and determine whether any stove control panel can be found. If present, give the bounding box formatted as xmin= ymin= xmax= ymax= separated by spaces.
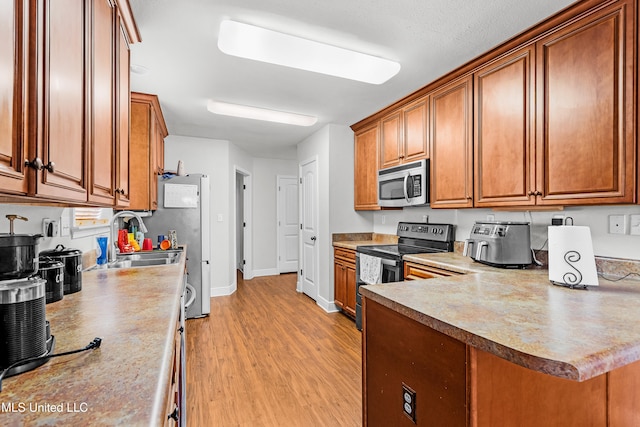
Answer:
xmin=396 ymin=222 xmax=454 ymax=241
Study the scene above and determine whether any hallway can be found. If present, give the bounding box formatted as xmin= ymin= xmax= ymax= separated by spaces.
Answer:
xmin=186 ymin=273 xmax=362 ymax=426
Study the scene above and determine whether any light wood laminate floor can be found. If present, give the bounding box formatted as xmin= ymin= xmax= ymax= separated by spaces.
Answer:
xmin=186 ymin=272 xmax=362 ymax=426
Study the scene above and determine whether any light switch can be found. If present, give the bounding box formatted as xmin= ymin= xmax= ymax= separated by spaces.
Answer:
xmin=630 ymin=214 xmax=640 ymax=235
xmin=217 ymin=214 xmax=223 ymax=222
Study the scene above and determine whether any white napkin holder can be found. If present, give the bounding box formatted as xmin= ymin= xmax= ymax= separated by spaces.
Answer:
xmin=548 ymin=225 xmax=598 ymax=289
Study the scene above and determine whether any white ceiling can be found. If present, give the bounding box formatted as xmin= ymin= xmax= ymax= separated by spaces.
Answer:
xmin=128 ymin=0 xmax=577 ymax=159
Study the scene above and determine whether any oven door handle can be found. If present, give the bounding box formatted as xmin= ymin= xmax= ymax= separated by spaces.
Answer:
xmin=357 ymin=253 xmax=398 ymax=267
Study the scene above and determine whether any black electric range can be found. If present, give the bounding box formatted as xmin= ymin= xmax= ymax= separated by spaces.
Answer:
xmin=354 ymin=222 xmax=455 ymax=330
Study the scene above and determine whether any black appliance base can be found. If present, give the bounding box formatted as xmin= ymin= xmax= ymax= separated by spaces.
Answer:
xmin=3 ymin=335 xmax=56 ymax=378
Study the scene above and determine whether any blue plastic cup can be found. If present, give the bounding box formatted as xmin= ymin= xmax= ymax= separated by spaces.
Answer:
xmin=97 ymin=236 xmax=108 ymax=265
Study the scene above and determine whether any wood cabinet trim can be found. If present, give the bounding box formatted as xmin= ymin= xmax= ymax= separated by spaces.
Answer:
xmin=131 ymin=92 xmax=168 ymax=137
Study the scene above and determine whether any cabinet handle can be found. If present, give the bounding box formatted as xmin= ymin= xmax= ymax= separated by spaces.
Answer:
xmin=25 ymin=157 xmax=44 ymax=170
xmin=168 ymin=406 xmax=179 ymax=421
xmin=536 ymin=191 xmax=543 ymax=196
xmin=528 ymin=191 xmax=535 ymax=196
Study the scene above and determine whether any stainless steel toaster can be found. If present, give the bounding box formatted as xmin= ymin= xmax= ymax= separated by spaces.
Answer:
xmin=463 ymin=221 xmax=532 ymax=268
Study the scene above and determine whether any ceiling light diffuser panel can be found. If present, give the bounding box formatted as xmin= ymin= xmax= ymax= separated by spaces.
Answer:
xmin=218 ymin=20 xmax=401 ymax=84
xmin=207 ymin=100 xmax=317 ymax=126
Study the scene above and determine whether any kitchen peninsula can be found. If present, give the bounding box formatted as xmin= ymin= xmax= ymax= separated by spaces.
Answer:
xmin=0 ymin=253 xmax=186 ymax=426
xmin=361 ymin=253 xmax=640 ymax=426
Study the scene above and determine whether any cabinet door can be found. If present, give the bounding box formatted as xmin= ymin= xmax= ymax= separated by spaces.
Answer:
xmin=379 ymin=111 xmax=402 ymax=169
xmin=0 ymin=0 xmax=29 ymax=195
xmin=403 ymin=97 xmax=429 ymax=163
xmin=430 ymin=75 xmax=474 ymax=208
xmin=149 ymin=110 xmax=159 ymax=210
xmin=536 ymin=0 xmax=635 ymax=205
xmin=129 ymin=100 xmax=151 ymax=210
xmin=33 ymin=0 xmax=88 ymax=201
xmin=88 ymin=0 xmax=115 ymax=205
xmin=344 ymin=263 xmax=356 ymax=318
xmin=334 ymin=261 xmax=346 ymax=310
xmin=115 ymin=18 xmax=130 ymax=207
xmin=354 ymin=122 xmax=380 ymax=210
xmin=474 ymin=46 xmax=535 ymax=207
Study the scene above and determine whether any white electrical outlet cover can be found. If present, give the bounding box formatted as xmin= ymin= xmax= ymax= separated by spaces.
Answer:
xmin=608 ymin=214 xmax=626 ymax=235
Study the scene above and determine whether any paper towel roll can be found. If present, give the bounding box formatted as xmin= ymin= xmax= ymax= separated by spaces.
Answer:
xmin=548 ymin=226 xmax=598 ymax=288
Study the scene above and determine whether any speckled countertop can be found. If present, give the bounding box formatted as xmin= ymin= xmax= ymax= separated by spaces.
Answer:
xmin=1 ymin=251 xmax=186 ymax=426
xmin=361 ymin=252 xmax=640 ymax=382
xmin=332 ymin=233 xmax=398 ymax=250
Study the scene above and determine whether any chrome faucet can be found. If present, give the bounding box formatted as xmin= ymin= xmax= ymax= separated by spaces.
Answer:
xmin=108 ymin=211 xmax=149 ymax=263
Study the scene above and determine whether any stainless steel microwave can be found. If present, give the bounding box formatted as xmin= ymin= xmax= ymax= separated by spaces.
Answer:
xmin=377 ymin=159 xmax=429 ymax=207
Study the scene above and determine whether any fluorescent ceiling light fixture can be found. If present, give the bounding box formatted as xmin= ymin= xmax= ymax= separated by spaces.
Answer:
xmin=218 ymin=20 xmax=401 ymax=84
xmin=207 ymin=100 xmax=317 ymax=126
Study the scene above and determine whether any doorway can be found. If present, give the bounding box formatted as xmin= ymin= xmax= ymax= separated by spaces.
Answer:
xmin=235 ymin=167 xmax=252 ymax=280
xmin=299 ymin=157 xmax=318 ymax=301
xmin=277 ymin=175 xmax=299 ymax=274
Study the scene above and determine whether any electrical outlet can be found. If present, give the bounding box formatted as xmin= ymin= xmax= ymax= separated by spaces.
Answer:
xmin=486 ymin=214 xmax=495 ymax=221
xmin=608 ymin=214 xmax=627 ymax=234
xmin=42 ymin=219 xmax=59 ymax=237
xmin=551 ymin=214 xmax=565 ymax=226
xmin=381 ymin=215 xmax=386 ymax=225
xmin=402 ymin=383 xmax=416 ymax=423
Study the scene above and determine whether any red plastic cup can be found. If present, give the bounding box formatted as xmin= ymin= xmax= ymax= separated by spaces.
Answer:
xmin=142 ymin=238 xmax=153 ymax=251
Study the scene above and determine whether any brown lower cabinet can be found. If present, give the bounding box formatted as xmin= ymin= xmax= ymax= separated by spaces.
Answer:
xmin=363 ymin=298 xmax=640 ymax=426
xmin=403 ymin=261 xmax=462 ymax=280
xmin=333 ymin=247 xmax=356 ymax=318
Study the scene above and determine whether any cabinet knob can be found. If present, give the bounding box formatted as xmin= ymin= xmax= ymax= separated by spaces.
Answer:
xmin=44 ymin=161 xmax=55 ymax=173
xmin=528 ymin=191 xmax=535 ymax=196
xmin=24 ymin=157 xmax=43 ymax=170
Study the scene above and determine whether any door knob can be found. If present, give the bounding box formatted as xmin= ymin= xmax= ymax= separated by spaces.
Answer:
xmin=310 ymin=236 xmax=316 ymax=241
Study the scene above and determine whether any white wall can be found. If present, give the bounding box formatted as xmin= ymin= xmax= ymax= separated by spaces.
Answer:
xmin=373 ymin=205 xmax=640 ymax=260
xmin=252 ymin=158 xmax=297 ymax=274
xmin=297 ymin=124 xmax=374 ymax=312
xmin=164 ymin=135 xmax=234 ymax=295
xmin=0 ymin=205 xmax=108 ymax=254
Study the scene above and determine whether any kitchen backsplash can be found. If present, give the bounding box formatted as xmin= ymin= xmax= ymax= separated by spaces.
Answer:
xmin=373 ymin=204 xmax=640 ymax=262
xmin=0 ymin=204 xmax=110 ymax=255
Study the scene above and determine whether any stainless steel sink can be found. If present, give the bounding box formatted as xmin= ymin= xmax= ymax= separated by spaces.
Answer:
xmin=88 ymin=249 xmax=183 ymax=270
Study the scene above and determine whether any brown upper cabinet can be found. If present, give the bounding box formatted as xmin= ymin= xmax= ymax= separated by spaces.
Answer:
xmin=474 ymin=46 xmax=535 ymax=208
xmin=430 ymin=75 xmax=474 ymax=209
xmin=535 ymin=0 xmax=635 ymax=206
xmin=116 ymin=15 xmax=131 ymax=208
xmin=379 ymin=97 xmax=429 ymax=169
xmin=32 ymin=0 xmax=89 ymax=203
xmin=0 ymin=0 xmax=29 ymax=195
xmin=354 ymin=122 xmax=381 ymax=210
xmin=89 ymin=0 xmax=117 ymax=206
xmin=0 ymin=0 xmax=139 ymax=206
xmin=129 ymin=92 xmax=168 ymax=211
xmin=354 ymin=0 xmax=637 ymax=210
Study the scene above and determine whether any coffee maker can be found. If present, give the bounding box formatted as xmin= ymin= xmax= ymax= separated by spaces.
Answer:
xmin=463 ymin=221 xmax=532 ymax=268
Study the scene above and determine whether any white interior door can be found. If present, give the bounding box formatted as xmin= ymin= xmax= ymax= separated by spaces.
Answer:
xmin=300 ymin=159 xmax=318 ymax=300
xmin=278 ymin=175 xmax=299 ymax=273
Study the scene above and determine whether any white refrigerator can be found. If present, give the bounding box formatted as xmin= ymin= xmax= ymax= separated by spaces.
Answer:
xmin=145 ymin=173 xmax=211 ymax=318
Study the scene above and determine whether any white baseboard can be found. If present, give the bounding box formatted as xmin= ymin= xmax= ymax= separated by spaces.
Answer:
xmin=315 ymin=294 xmax=339 ymax=313
xmin=210 ymin=282 xmax=237 ymax=297
xmin=252 ymin=268 xmax=279 ymax=277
